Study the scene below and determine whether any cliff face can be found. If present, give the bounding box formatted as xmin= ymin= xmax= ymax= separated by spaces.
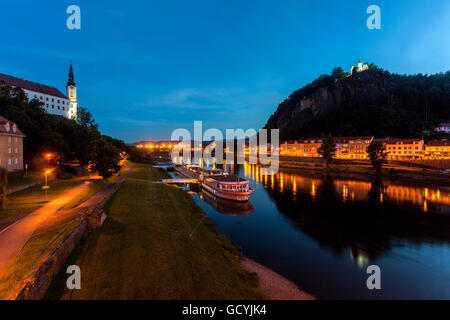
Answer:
xmin=265 ymin=70 xmax=389 ymax=138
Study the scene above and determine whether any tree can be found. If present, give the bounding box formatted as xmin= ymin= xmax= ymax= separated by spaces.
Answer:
xmin=332 ymin=67 xmax=346 ymax=80
xmin=87 ymin=138 xmax=121 ymax=179
xmin=317 ymin=135 xmax=336 ymax=168
xmin=77 ymin=106 xmax=98 ymax=129
xmin=366 ymin=141 xmax=388 ymax=174
xmin=0 ymin=168 xmax=7 ymax=209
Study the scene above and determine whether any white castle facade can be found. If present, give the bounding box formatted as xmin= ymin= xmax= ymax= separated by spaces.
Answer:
xmin=0 ymin=64 xmax=78 ymax=120
xmin=351 ymin=61 xmax=369 ymax=74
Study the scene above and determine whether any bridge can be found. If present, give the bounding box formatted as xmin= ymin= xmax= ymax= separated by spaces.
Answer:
xmin=161 ymin=178 xmax=198 ymax=185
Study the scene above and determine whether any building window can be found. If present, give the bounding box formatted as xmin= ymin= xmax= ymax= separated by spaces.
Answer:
xmin=8 ymin=137 xmax=11 ymax=143
xmin=46 ymin=97 xmax=49 ymax=101
xmin=14 ymin=148 xmax=18 ymax=154
xmin=52 ymin=105 xmax=54 ymax=109
xmin=8 ymin=159 xmax=11 ymax=165
xmin=62 ymin=107 xmax=65 ymax=110
xmin=52 ymin=98 xmax=54 ymax=102
xmin=8 ymin=148 xmax=11 ymax=154
xmin=15 ymin=158 xmax=18 ymax=164
xmin=58 ymin=106 xmax=60 ymax=110
xmin=40 ymin=96 xmax=43 ymax=100
xmin=15 ymin=137 xmax=18 ymax=143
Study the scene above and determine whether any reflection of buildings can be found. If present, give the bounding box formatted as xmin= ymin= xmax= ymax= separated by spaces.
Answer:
xmin=243 ymin=163 xmax=450 ymax=214
xmin=256 ymin=165 xmax=450 ymax=268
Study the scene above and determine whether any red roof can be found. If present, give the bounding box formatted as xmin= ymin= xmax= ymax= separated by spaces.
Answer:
xmin=427 ymin=140 xmax=450 ymax=147
xmin=0 ymin=73 xmax=68 ymax=99
xmin=385 ymin=138 xmax=422 ymax=144
xmin=0 ymin=115 xmax=25 ymax=137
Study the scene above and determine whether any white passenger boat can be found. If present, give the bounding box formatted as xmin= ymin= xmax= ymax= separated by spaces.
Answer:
xmin=176 ymin=164 xmax=254 ymax=202
xmin=201 ymin=174 xmax=254 ymax=202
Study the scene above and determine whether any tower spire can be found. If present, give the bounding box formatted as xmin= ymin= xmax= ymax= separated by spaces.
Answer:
xmin=67 ymin=61 xmax=76 ymax=86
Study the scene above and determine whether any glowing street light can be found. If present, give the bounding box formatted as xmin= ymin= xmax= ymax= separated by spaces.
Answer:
xmin=42 ymin=169 xmax=52 ymax=201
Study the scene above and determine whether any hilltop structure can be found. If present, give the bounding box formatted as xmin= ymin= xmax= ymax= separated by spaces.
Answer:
xmin=350 ymin=61 xmax=369 ymax=74
xmin=435 ymin=123 xmax=450 ymax=134
xmin=0 ymin=63 xmax=78 ymax=120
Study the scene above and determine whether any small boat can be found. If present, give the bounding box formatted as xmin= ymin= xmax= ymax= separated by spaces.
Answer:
xmin=201 ymin=174 xmax=254 ymax=202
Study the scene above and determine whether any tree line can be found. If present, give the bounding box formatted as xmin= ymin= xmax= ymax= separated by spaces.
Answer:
xmin=0 ymin=81 xmax=127 ymax=178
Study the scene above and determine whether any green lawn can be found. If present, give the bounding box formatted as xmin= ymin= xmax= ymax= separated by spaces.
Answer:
xmin=45 ymin=164 xmax=265 ymax=300
xmin=7 ymin=171 xmax=43 ymax=188
xmin=58 ymin=180 xmax=108 ymax=211
xmin=0 ymin=179 xmax=84 ymax=221
xmin=0 ymin=217 xmax=82 ymax=299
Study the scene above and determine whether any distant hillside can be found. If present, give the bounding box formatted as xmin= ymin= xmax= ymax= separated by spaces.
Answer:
xmin=264 ymin=66 xmax=450 ymax=141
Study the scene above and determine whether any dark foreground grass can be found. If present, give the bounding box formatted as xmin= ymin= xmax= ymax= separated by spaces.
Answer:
xmin=0 ymin=217 xmax=82 ymax=299
xmin=45 ymin=164 xmax=265 ymax=300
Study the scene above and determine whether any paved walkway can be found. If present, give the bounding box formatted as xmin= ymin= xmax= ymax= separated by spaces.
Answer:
xmin=0 ymin=182 xmax=90 ymax=277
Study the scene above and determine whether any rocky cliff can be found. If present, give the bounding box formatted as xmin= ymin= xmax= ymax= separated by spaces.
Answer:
xmin=264 ymin=68 xmax=450 ymax=140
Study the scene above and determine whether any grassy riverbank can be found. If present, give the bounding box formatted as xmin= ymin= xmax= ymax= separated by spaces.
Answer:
xmin=279 ymin=160 xmax=450 ymax=187
xmin=0 ymin=179 xmax=83 ymax=222
xmin=45 ymin=163 xmax=265 ymax=300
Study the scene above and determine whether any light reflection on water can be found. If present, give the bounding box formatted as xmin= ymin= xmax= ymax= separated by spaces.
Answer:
xmin=173 ymin=161 xmax=450 ymax=299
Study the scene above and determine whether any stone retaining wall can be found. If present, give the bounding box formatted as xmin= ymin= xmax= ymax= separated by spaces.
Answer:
xmin=13 ymin=218 xmax=88 ymax=300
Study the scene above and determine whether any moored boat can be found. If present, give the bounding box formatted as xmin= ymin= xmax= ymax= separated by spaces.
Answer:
xmin=202 ymin=174 xmax=254 ymax=202
xmin=175 ymin=164 xmax=254 ymax=202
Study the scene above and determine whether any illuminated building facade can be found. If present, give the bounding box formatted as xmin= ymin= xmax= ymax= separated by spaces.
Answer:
xmin=0 ymin=116 xmax=25 ymax=170
xmin=424 ymin=140 xmax=450 ymax=159
xmin=385 ymin=139 xmax=424 ymax=160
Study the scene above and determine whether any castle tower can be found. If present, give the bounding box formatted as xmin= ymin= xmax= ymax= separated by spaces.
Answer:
xmin=66 ymin=62 xmax=78 ymax=121
xmin=357 ymin=60 xmax=363 ymax=71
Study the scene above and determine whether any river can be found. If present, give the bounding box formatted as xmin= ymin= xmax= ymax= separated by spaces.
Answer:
xmin=172 ymin=161 xmax=450 ymax=299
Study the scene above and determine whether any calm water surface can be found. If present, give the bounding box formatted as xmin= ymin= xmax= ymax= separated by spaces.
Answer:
xmin=174 ymin=162 xmax=450 ymax=299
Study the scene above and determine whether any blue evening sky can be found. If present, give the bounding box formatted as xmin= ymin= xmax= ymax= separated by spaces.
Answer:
xmin=1 ymin=0 xmax=449 ymax=142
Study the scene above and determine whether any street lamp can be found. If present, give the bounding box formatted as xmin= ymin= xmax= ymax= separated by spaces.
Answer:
xmin=42 ymin=169 xmax=51 ymax=201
